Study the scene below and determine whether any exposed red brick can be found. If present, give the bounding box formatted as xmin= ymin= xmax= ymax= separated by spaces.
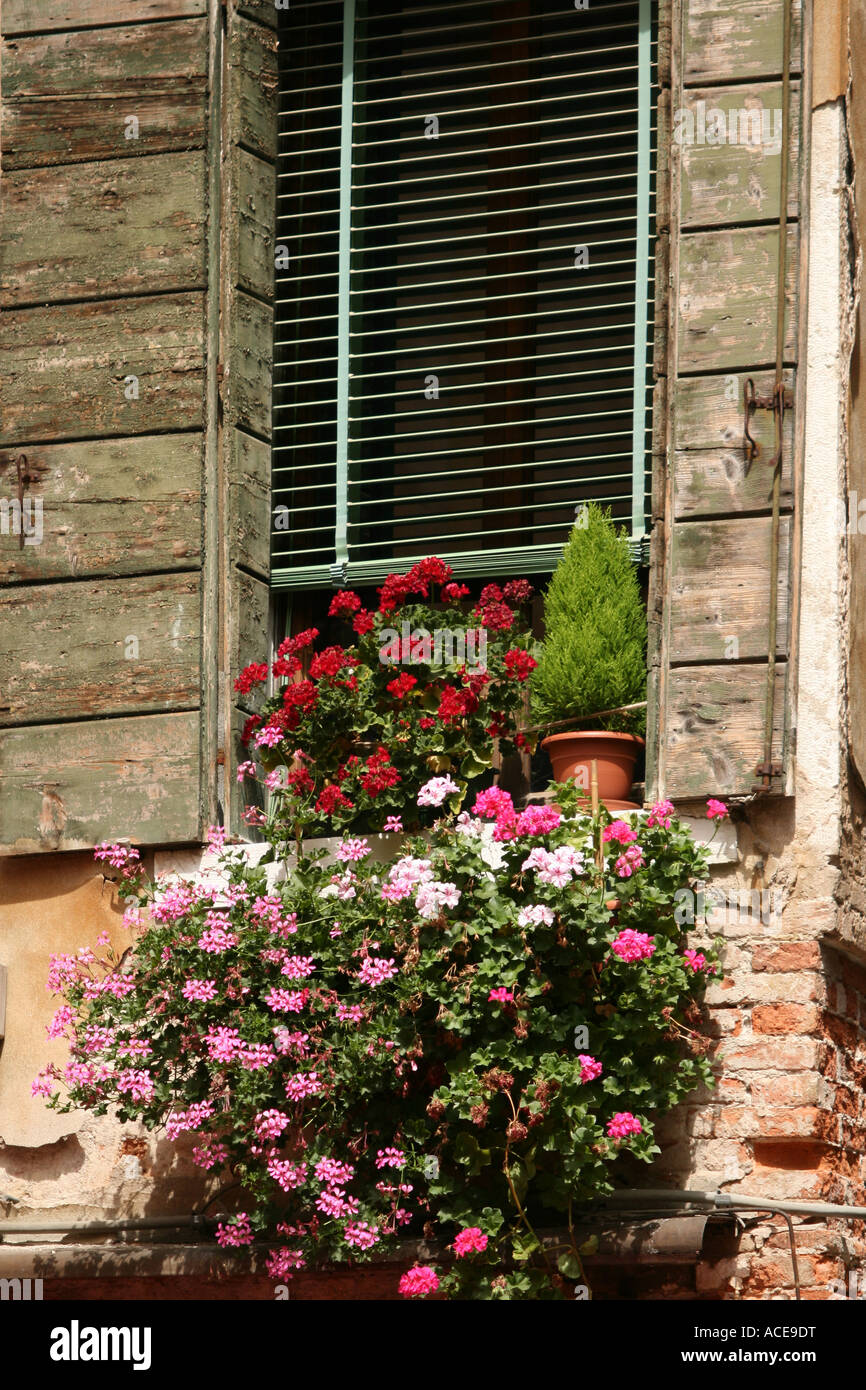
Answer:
xmin=740 ymin=1259 xmax=791 ymax=1294
xmin=752 ymin=1139 xmax=830 ymax=1169
xmin=722 ymin=1037 xmax=819 ymax=1070
xmin=752 ymin=943 xmax=821 ymax=972
xmin=717 ymin=1078 xmax=748 ymax=1101
xmin=822 ymin=1014 xmax=859 ymax=1050
xmin=714 ymin=1108 xmax=757 ymax=1137
xmin=831 ymin=1084 xmax=859 ymax=1117
xmin=752 ymin=1075 xmax=817 ymax=1109
xmin=752 ymin=1004 xmax=820 ymax=1034
xmin=813 ymin=1255 xmax=845 ymax=1284
xmin=755 ymin=1107 xmax=823 ymax=1139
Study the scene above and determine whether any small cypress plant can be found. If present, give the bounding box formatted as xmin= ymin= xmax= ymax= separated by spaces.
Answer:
xmin=530 ymin=503 xmax=647 ymax=734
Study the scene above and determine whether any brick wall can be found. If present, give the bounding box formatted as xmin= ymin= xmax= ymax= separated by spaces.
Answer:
xmin=647 ymin=877 xmax=866 ymax=1301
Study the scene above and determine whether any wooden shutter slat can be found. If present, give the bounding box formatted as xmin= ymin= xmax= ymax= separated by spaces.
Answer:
xmin=0 ymin=713 xmax=201 ymax=855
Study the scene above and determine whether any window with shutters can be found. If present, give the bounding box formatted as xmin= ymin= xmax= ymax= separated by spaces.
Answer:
xmin=271 ymin=0 xmax=656 ymax=591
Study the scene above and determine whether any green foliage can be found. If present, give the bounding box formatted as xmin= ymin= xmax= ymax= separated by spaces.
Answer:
xmin=530 ymin=504 xmax=647 ymax=733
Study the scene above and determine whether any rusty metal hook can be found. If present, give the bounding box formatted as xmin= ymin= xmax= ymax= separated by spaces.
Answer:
xmin=767 ymin=379 xmax=786 ymax=474
xmin=15 ymin=453 xmax=28 ymax=552
xmin=743 ymin=378 xmax=759 ymax=470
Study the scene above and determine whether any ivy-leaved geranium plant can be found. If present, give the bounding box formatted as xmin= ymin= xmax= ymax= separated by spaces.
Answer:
xmin=37 ymin=789 xmax=726 ymax=1300
xmin=236 ymin=557 xmax=537 ymax=841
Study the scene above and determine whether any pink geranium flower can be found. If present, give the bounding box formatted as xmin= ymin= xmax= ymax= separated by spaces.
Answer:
xmin=614 ymin=845 xmax=645 ymax=878
xmin=344 ymin=1221 xmax=379 ymax=1250
xmin=684 ymin=948 xmax=716 ymax=974
xmin=417 ymin=776 xmax=459 ymax=807
xmin=454 ymin=1227 xmax=488 ymax=1257
xmin=182 ymin=978 xmax=217 ymax=1002
xmin=253 ymin=1109 xmax=289 ymax=1140
xmin=375 ymin=1147 xmax=405 ymax=1169
xmin=336 ymin=837 xmax=371 ymax=862
xmin=611 ymin=928 xmax=656 ymax=963
xmin=646 ymin=799 xmax=675 ymax=829
xmin=513 ymin=804 xmax=561 ymax=837
xmin=216 ymin=1213 xmax=254 ymax=1248
xmin=602 ymin=820 xmax=638 ymax=844
xmin=357 ymin=957 xmax=398 ymax=987
xmin=606 ymin=1112 xmax=643 ymax=1140
xmin=399 ymin=1265 xmax=440 ymax=1298
xmin=577 ymin=1054 xmax=603 ymax=1083
xmin=266 ymin=1247 xmax=306 ymax=1279
xmin=473 ymin=786 xmax=515 ymax=820
xmin=707 ymin=798 xmax=728 ymax=820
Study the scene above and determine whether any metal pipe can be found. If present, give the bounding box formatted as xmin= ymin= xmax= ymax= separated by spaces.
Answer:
xmin=6 ymin=1188 xmax=866 ymax=1238
xmin=0 ymin=1215 xmax=212 ymax=1237
xmin=595 ymin=1188 xmax=866 ymax=1221
xmin=759 ymin=0 xmax=793 ymax=791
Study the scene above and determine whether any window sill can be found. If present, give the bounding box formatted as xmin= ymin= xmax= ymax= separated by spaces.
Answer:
xmin=155 ymin=811 xmax=738 ymax=888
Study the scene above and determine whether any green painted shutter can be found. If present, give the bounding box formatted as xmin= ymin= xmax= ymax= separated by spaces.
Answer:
xmin=272 ymin=0 xmax=655 ymax=589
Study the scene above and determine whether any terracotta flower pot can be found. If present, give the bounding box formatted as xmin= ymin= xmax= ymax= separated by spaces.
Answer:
xmin=541 ymin=731 xmax=644 ymax=809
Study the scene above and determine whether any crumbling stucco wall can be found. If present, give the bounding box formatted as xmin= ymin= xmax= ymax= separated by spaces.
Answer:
xmin=0 ymin=852 xmax=214 ymax=1225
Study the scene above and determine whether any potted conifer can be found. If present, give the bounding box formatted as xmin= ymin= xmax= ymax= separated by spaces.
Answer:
xmin=530 ymin=504 xmax=647 ymax=809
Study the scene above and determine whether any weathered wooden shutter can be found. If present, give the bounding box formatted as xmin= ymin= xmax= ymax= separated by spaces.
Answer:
xmin=271 ymin=0 xmax=656 ymax=588
xmin=0 ymin=0 xmax=211 ymax=853
xmin=647 ymin=0 xmax=801 ymax=801
xmin=0 ymin=0 xmax=276 ymax=851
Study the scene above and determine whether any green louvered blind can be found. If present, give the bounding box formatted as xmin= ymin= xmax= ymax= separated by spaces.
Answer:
xmin=272 ymin=0 xmax=655 ymax=589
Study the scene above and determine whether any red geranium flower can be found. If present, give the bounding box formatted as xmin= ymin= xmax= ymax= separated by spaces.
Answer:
xmin=479 ymin=583 xmax=503 ymax=605
xmin=272 ymin=655 xmax=302 ymax=680
xmin=353 ymin=609 xmax=375 ymax=636
xmin=234 ymin=662 xmax=269 ymax=695
xmin=413 ymin=556 xmax=453 ymax=585
xmin=503 ymin=579 xmax=533 ymax=604
xmin=277 ymin=628 xmax=319 ymax=659
xmin=387 ymin=673 xmax=418 ymax=700
xmin=316 ymin=785 xmax=355 ymax=815
xmin=309 ymin=646 xmax=359 ymax=680
xmin=328 ymin=590 xmax=362 ymax=618
xmin=477 ymin=601 xmax=515 ymax=632
xmin=503 ymin=649 xmax=537 ymax=682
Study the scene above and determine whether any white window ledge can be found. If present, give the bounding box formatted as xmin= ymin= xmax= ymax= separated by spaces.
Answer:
xmin=155 ymin=814 xmax=738 ymax=889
